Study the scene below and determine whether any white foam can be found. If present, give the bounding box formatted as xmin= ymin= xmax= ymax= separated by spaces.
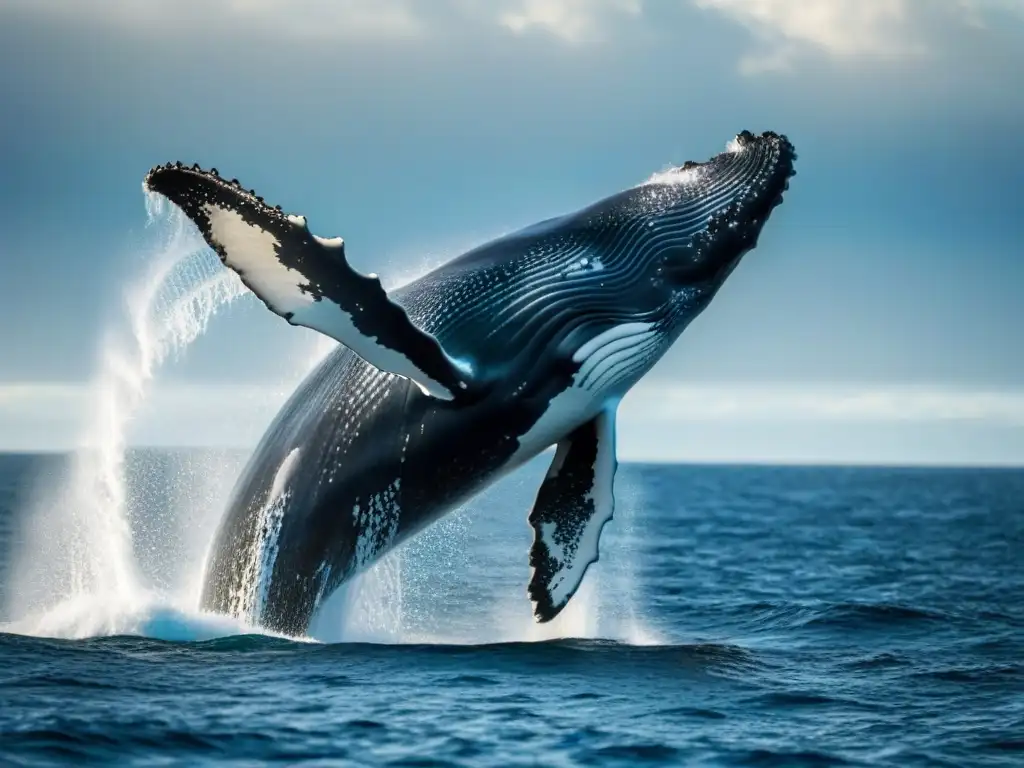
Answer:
xmin=644 ymin=165 xmax=703 ymax=187
xmin=0 ymin=591 xmax=286 ymax=643
xmin=562 ymin=255 xmax=606 ymax=277
xmin=248 ymin=449 xmax=302 ymax=623
xmin=309 ymin=550 xmax=406 ymax=644
xmin=7 ymin=205 xmax=246 ymax=631
xmin=3 ymin=196 xmax=289 ymax=644
xmin=726 ymin=136 xmax=746 ymax=154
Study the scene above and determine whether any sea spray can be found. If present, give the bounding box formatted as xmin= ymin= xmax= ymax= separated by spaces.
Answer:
xmin=487 ymin=468 xmax=658 ymax=646
xmin=310 ymin=461 xmax=659 ymax=646
xmin=6 ymin=197 xmax=247 ymax=637
xmin=4 ymin=201 xmax=659 ymax=645
xmin=223 ymin=447 xmax=302 ymax=625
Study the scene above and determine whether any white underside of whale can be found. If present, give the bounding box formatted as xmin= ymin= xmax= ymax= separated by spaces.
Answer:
xmin=204 ymin=203 xmax=461 ymax=399
xmin=511 ymin=321 xmax=660 ymax=466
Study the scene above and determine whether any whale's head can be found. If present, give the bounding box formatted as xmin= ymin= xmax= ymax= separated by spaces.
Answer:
xmin=629 ymin=130 xmax=795 ymax=319
xmin=550 ymin=131 xmax=795 ymax=399
xmin=576 ymin=130 xmax=795 ymax=335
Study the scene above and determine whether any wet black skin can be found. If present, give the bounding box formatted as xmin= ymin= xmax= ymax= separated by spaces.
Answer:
xmin=182 ymin=131 xmax=797 ymax=636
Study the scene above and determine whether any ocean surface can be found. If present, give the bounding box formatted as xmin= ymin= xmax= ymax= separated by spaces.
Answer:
xmin=1 ymin=451 xmax=1022 ymax=767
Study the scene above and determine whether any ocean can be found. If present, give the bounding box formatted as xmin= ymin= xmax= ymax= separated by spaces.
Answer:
xmin=0 ymin=451 xmax=1021 ymax=767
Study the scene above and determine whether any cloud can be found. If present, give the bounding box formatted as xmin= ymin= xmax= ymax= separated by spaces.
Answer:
xmin=0 ymin=0 xmax=640 ymax=43
xmin=692 ymin=0 xmax=1020 ymax=73
xmin=694 ymin=0 xmax=924 ymax=72
xmin=959 ymin=0 xmax=1024 ymax=26
xmin=230 ymin=0 xmax=424 ymax=38
xmin=4 ymin=0 xmax=1019 ymax=58
xmin=0 ymin=0 xmax=424 ymax=39
xmin=624 ymin=382 xmax=1024 ymax=425
xmin=497 ymin=0 xmax=642 ymax=43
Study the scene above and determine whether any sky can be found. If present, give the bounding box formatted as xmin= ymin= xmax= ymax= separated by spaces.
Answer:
xmin=0 ymin=0 xmax=1022 ymax=464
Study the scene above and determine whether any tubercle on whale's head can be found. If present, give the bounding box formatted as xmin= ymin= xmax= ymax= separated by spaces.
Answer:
xmin=638 ymin=130 xmax=796 ymax=309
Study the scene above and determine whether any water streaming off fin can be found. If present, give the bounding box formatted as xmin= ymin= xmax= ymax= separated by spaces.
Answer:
xmin=5 ymin=197 xmax=247 ymax=638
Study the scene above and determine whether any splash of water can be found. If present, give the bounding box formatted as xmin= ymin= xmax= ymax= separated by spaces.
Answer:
xmin=310 ymin=471 xmax=661 ymax=646
xmin=4 ymin=204 xmax=660 ymax=646
xmin=309 ymin=554 xmax=406 ymax=644
xmin=6 ymin=195 xmax=247 ymax=638
xmin=490 ymin=476 xmax=662 ymax=647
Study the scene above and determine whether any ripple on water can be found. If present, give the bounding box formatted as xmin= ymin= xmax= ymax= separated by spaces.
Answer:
xmin=650 ymin=705 xmax=728 ymax=720
xmin=841 ymin=652 xmax=912 ymax=671
xmin=917 ymin=664 xmax=1022 ymax=684
xmin=2 ymin=462 xmax=1023 ymax=767
xmin=802 ymin=603 xmax=948 ymax=630
xmin=750 ymin=691 xmax=880 ymax=710
xmin=728 ymin=748 xmax=852 ymax=766
xmin=580 ymin=742 xmax=682 ymax=765
xmin=441 ymin=674 xmax=501 ymax=687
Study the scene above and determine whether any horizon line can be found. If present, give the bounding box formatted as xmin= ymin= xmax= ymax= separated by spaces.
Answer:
xmin=2 ymin=446 xmax=1021 ymax=472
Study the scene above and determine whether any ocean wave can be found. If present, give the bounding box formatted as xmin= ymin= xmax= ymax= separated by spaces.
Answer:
xmin=803 ymin=603 xmax=948 ymax=628
xmin=0 ymin=593 xmax=295 ymax=643
xmin=0 ymin=629 xmax=757 ymax=670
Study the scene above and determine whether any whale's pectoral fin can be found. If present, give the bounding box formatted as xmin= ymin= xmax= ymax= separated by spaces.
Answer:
xmin=143 ymin=164 xmax=472 ymax=401
xmin=528 ymin=407 xmax=617 ymax=622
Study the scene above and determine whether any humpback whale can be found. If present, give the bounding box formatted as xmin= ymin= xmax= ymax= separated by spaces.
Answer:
xmin=144 ymin=130 xmax=796 ymax=636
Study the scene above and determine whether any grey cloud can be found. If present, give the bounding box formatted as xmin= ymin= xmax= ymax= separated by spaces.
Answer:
xmin=695 ymin=0 xmax=1024 ymax=73
xmin=3 ymin=0 xmax=1020 ymax=62
xmin=0 ymin=0 xmax=644 ymax=43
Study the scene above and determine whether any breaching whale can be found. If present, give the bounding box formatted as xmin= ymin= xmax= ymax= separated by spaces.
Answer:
xmin=144 ymin=130 xmax=796 ymax=636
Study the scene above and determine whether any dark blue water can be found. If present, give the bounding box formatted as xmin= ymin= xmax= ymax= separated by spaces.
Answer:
xmin=1 ymin=452 xmax=1022 ymax=766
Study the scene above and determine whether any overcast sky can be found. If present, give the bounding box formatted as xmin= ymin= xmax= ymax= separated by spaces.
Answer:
xmin=1 ymin=0 xmax=1022 ymax=463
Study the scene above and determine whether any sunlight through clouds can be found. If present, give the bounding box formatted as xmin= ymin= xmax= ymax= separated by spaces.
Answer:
xmin=694 ymin=0 xmax=923 ymax=72
xmin=693 ymin=0 xmax=1021 ymax=72
xmin=1 ymin=0 xmax=1018 ymax=53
